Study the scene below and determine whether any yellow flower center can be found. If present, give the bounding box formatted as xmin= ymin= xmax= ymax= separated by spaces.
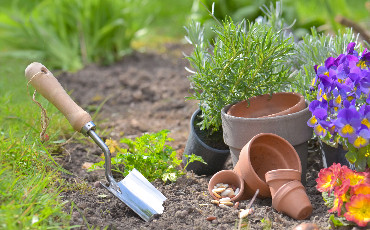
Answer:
xmin=309 ymin=116 xmax=317 ymax=125
xmin=335 ymin=95 xmax=342 ymax=105
xmin=348 ymin=96 xmax=354 ymax=101
xmin=357 ymin=60 xmax=367 ymax=69
xmin=315 ymin=124 xmax=327 ymax=136
xmin=322 ymin=93 xmax=328 ymax=101
xmin=341 ymin=124 xmax=355 ymax=135
xmin=324 ymin=72 xmax=329 ymax=77
xmin=362 ymin=118 xmax=370 ymax=128
xmin=311 ymin=78 xmax=316 ymax=86
xmin=338 ymin=78 xmax=343 ymax=83
xmin=354 ymin=136 xmax=368 ymax=148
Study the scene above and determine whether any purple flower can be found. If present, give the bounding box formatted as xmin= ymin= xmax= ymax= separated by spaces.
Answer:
xmin=347 ymin=42 xmax=356 ymax=55
xmin=359 ymin=105 xmax=370 ymax=128
xmin=314 ymin=123 xmax=327 ymax=137
xmin=359 ymin=49 xmax=370 ymax=68
xmin=334 ymin=107 xmax=361 ymax=138
xmin=325 ymin=57 xmax=336 ymax=69
xmin=348 ymin=127 xmax=370 ymax=148
xmin=309 ymin=100 xmax=328 ymax=120
xmin=308 ymin=42 xmax=370 ymax=153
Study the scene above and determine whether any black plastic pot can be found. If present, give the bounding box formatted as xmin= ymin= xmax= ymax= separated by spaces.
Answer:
xmin=182 ymin=109 xmax=230 ymax=175
xmin=319 ymin=140 xmax=355 ymax=169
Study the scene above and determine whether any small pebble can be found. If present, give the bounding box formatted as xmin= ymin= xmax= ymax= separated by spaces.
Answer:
xmin=94 ymin=181 xmax=101 ymax=188
xmin=293 ymin=223 xmax=320 ymax=230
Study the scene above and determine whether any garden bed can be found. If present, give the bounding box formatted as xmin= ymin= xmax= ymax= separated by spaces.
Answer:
xmin=56 ymin=44 xmax=331 ymax=229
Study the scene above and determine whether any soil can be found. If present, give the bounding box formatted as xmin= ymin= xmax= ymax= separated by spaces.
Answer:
xmin=54 ymin=43 xmax=335 ymax=229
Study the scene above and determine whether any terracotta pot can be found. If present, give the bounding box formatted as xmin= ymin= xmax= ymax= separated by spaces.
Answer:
xmin=272 ymin=180 xmax=312 ymax=220
xmin=208 ymin=170 xmax=245 ymax=202
xmin=234 ymin=133 xmax=302 ymax=198
xmin=182 ymin=109 xmax=230 ymax=175
xmin=265 ymin=169 xmax=301 ymax=198
xmin=227 ymin=92 xmax=305 ymax=118
xmin=222 ymin=100 xmax=312 ymax=185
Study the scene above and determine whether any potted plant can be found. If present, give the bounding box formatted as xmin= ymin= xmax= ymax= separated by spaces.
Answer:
xmin=182 ymin=3 xmax=312 ymax=177
xmin=308 ymin=42 xmax=370 ymax=172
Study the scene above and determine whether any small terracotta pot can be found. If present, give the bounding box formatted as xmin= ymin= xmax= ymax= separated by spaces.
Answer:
xmin=234 ymin=133 xmax=302 ymax=198
xmin=227 ymin=92 xmax=305 ymax=118
xmin=272 ymin=180 xmax=312 ymax=220
xmin=208 ymin=170 xmax=245 ymax=201
xmin=265 ymin=169 xmax=301 ymax=198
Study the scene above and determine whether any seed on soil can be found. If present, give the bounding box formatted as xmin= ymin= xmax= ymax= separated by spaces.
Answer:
xmin=239 ymin=208 xmax=253 ymax=219
xmin=234 ymin=188 xmax=240 ymax=195
xmin=206 ymin=216 xmax=217 ymax=221
xmin=219 ymin=197 xmax=231 ymax=202
xmin=211 ymin=200 xmax=220 ymax=205
xmin=220 ymin=201 xmax=233 ymax=206
xmin=233 ymin=202 xmax=239 ymax=209
xmin=221 ymin=188 xmax=235 ymax=197
xmin=212 ymin=187 xmax=226 ymax=193
xmin=212 ymin=191 xmax=222 ymax=199
xmin=219 ymin=204 xmax=229 ymax=209
xmin=216 ymin=183 xmax=228 ymax=188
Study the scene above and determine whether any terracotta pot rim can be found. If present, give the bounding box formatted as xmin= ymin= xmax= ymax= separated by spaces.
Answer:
xmin=245 ymin=134 xmax=302 ymax=181
xmin=265 ymin=169 xmax=302 ymax=183
xmin=208 ymin=170 xmax=245 ymax=201
xmin=190 ymin=109 xmax=230 ymax=154
xmin=227 ymin=92 xmax=305 ymax=118
xmin=222 ymin=102 xmax=310 ymax=122
xmin=272 ymin=180 xmax=304 ymax=211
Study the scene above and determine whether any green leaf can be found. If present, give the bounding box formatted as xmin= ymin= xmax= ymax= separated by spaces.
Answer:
xmin=329 ymin=214 xmax=350 ymax=227
xmin=345 ymin=150 xmax=357 ymax=164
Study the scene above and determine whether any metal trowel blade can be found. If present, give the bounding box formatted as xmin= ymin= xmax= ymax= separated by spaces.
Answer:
xmin=101 ymin=168 xmax=166 ymax=222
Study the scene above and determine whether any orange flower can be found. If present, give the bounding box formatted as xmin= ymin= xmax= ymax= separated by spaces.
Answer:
xmin=329 ymin=179 xmax=350 ymax=215
xmin=316 ymin=163 xmax=341 ymax=192
xmin=344 ymin=194 xmax=370 ymax=227
xmin=351 ymin=183 xmax=370 ymax=196
xmin=340 ymin=166 xmax=368 ymax=186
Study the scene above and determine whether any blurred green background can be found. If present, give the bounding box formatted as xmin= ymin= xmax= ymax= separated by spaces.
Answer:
xmin=0 ymin=0 xmax=368 ymax=71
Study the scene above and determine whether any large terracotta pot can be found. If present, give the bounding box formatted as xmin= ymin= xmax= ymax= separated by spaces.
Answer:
xmin=208 ymin=170 xmax=245 ymax=202
xmin=227 ymin=92 xmax=305 ymax=118
xmin=222 ymin=93 xmax=312 ymax=184
xmin=234 ymin=133 xmax=302 ymax=198
xmin=182 ymin=109 xmax=230 ymax=175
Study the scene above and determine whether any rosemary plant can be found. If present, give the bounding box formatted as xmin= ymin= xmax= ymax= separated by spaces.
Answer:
xmin=185 ymin=18 xmax=294 ymax=132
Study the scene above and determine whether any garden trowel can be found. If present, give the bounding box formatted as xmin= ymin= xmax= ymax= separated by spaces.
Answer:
xmin=25 ymin=62 xmax=166 ymax=222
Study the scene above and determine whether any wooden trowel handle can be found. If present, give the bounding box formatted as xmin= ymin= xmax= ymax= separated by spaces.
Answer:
xmin=25 ymin=62 xmax=92 ymax=132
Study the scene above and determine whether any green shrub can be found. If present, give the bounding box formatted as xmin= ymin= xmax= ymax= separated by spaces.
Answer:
xmin=90 ymin=130 xmax=205 ymax=183
xmin=0 ymin=0 xmax=151 ymax=71
xmin=185 ymin=17 xmax=294 ymax=132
